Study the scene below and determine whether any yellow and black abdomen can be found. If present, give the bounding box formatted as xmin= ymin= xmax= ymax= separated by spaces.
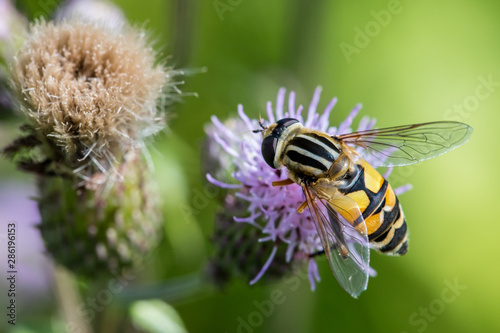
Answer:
xmin=338 ymin=159 xmax=409 ymax=256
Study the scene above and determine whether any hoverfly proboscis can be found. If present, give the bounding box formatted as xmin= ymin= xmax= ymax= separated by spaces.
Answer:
xmin=254 ymin=118 xmax=472 ymax=297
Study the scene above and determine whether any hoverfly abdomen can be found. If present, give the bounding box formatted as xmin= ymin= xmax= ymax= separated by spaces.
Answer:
xmin=340 ymin=159 xmax=409 ymax=256
xmin=373 ymin=205 xmax=408 ymax=256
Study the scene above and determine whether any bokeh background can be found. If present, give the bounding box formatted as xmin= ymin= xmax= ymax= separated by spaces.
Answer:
xmin=1 ymin=0 xmax=499 ymax=332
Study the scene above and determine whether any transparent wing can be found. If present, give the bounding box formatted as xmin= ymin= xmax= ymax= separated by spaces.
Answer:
xmin=337 ymin=121 xmax=473 ymax=167
xmin=302 ymin=184 xmax=370 ymax=298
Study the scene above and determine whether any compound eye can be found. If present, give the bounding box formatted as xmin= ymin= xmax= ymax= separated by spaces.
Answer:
xmin=275 ymin=118 xmax=299 ymax=132
xmin=261 ymin=135 xmax=278 ymax=168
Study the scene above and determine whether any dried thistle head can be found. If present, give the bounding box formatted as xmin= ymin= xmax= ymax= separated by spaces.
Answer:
xmin=10 ymin=19 xmax=176 ymax=178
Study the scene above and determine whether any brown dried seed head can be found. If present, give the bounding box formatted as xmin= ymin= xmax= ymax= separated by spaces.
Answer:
xmin=12 ymin=20 xmax=172 ymax=173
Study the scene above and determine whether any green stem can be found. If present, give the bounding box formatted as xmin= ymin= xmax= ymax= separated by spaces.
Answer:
xmin=53 ymin=266 xmax=92 ymax=333
xmin=117 ymin=272 xmax=211 ymax=304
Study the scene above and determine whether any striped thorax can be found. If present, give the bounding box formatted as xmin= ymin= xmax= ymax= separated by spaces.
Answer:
xmin=261 ymin=118 xmax=342 ymax=178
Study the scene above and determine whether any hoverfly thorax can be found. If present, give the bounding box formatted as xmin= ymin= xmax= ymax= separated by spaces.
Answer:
xmin=260 ymin=118 xmax=302 ymax=169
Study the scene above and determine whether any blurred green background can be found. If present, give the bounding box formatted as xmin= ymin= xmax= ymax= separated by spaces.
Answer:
xmin=1 ymin=0 xmax=499 ymax=332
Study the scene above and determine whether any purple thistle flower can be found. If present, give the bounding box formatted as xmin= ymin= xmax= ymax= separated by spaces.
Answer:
xmin=206 ymin=87 xmax=411 ymax=290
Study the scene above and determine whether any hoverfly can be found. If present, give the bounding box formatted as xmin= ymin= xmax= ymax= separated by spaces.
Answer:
xmin=254 ymin=118 xmax=472 ymax=297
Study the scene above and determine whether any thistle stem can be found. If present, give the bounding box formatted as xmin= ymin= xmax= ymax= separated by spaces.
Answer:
xmin=53 ymin=266 xmax=92 ymax=333
xmin=117 ymin=272 xmax=211 ymax=304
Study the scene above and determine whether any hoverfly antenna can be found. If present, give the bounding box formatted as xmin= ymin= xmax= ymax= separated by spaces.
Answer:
xmin=252 ymin=114 xmax=266 ymax=133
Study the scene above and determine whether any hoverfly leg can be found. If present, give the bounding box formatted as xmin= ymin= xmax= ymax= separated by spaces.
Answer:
xmin=297 ymin=200 xmax=308 ymax=213
xmin=272 ymin=178 xmax=294 ymax=186
xmin=308 ymin=244 xmax=349 ymax=260
xmin=338 ymin=244 xmax=350 ymax=260
xmin=308 ymin=249 xmax=325 ymax=258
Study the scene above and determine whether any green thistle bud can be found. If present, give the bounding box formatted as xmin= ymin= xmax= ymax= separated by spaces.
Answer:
xmin=207 ymin=194 xmax=290 ymax=287
xmin=3 ymin=20 xmax=178 ymax=277
xmin=38 ymin=151 xmax=162 ymax=277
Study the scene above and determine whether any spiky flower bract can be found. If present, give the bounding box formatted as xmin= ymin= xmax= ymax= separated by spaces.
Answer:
xmin=206 ymin=87 xmax=412 ymax=290
xmin=3 ymin=19 xmax=178 ymax=278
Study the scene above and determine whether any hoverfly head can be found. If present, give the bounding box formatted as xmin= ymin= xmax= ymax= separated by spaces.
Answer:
xmin=260 ymin=118 xmax=300 ymax=169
